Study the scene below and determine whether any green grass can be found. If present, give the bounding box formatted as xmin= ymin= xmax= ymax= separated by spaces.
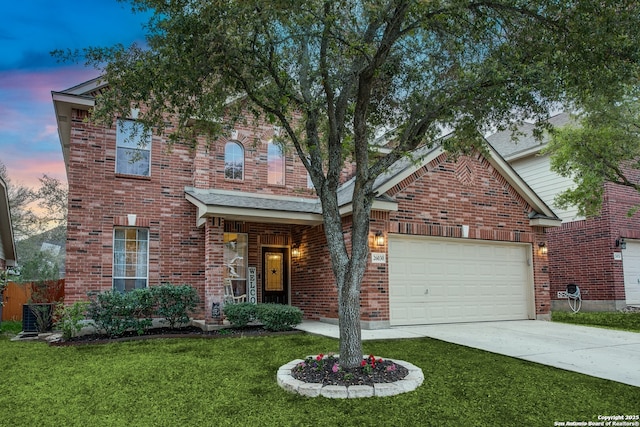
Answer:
xmin=552 ymin=310 xmax=640 ymax=332
xmin=0 ymin=334 xmax=637 ymax=427
xmin=0 ymin=320 xmax=22 ymax=335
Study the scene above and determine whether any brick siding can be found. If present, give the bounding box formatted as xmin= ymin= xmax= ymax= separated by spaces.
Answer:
xmin=548 ymin=179 xmax=640 ymax=310
xmin=64 ymin=107 xmax=552 ymax=323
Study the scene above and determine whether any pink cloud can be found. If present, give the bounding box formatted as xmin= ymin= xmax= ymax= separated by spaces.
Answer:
xmin=4 ymin=153 xmax=66 ymax=189
xmin=38 ymin=124 xmax=58 ymax=140
xmin=0 ymin=67 xmax=99 ymax=103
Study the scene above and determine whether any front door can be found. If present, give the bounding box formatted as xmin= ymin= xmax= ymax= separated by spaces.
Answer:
xmin=262 ymin=247 xmax=289 ymax=304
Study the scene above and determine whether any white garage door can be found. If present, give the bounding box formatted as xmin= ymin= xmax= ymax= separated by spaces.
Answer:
xmin=389 ymin=235 xmax=534 ymax=325
xmin=622 ymin=241 xmax=640 ymax=305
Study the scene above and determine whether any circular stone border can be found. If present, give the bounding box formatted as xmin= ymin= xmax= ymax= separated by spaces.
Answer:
xmin=277 ymin=355 xmax=424 ymax=398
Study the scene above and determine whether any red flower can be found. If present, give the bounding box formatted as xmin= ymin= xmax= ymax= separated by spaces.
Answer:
xmin=361 ymin=360 xmax=367 ymax=367
xmin=316 ymin=353 xmax=324 ymax=361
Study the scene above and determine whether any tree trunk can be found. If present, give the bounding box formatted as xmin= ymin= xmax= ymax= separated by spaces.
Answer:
xmin=337 ymin=269 xmax=363 ymax=368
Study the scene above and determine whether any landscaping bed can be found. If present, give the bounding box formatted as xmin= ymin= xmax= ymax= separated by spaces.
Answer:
xmin=291 ymin=353 xmax=409 ymax=386
xmin=50 ymin=324 xmax=302 ymax=346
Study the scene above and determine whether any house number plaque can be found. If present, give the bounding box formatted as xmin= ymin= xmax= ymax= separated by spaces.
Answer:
xmin=248 ymin=267 xmax=257 ymax=304
xmin=371 ymin=253 xmax=386 ymax=264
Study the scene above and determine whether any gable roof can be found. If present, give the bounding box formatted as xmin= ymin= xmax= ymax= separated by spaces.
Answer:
xmin=54 ymin=78 xmax=559 ymax=228
xmin=188 ymin=134 xmax=561 ymax=228
xmin=51 ymin=77 xmax=106 ymax=173
xmin=0 ymin=177 xmax=17 ymax=266
xmin=368 ymin=135 xmax=561 ymax=226
xmin=487 ymin=112 xmax=574 ymax=161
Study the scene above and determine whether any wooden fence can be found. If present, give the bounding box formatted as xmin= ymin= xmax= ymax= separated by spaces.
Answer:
xmin=1 ymin=280 xmax=65 ymax=321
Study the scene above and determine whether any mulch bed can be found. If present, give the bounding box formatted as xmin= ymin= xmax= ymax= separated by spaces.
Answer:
xmin=291 ymin=354 xmax=409 ymax=386
xmin=50 ymin=325 xmax=301 ymax=346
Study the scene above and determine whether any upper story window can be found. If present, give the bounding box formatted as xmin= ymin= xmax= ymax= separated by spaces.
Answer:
xmin=267 ymin=140 xmax=285 ymax=186
xmin=116 ymin=119 xmax=151 ymax=176
xmin=225 ymin=141 xmax=244 ymax=180
xmin=113 ymin=227 xmax=149 ymax=292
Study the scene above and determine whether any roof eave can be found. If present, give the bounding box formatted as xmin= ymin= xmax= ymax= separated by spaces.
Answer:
xmin=483 ymin=142 xmax=559 ymax=221
xmin=52 ymin=91 xmax=96 ymax=174
xmin=185 ymin=193 xmax=324 ymax=226
xmin=529 ymin=217 xmax=563 ymax=227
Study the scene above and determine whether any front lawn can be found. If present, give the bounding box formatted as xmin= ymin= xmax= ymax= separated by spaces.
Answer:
xmin=1 ymin=334 xmax=637 ymax=426
xmin=552 ymin=310 xmax=640 ymax=332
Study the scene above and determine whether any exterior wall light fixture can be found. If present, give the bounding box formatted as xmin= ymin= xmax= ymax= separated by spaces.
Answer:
xmin=538 ymin=242 xmax=548 ymax=255
xmin=616 ymin=238 xmax=626 ymax=249
xmin=291 ymin=244 xmax=300 ymax=258
xmin=375 ymin=231 xmax=385 ymax=247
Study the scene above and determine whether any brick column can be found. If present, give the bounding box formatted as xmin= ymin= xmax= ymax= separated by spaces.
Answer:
xmin=204 ymin=217 xmax=225 ymax=322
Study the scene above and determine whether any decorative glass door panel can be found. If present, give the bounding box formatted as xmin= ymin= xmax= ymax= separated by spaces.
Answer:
xmin=265 ymin=252 xmax=283 ymax=291
xmin=262 ymin=247 xmax=289 ymax=304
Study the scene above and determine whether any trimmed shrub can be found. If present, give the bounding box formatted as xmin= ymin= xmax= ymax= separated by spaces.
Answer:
xmin=128 ymin=288 xmax=155 ymax=334
xmin=87 ymin=289 xmax=154 ymax=337
xmin=255 ymin=303 xmax=303 ymax=331
xmin=87 ymin=290 xmax=137 ymax=337
xmin=85 ymin=284 xmax=201 ymax=337
xmin=223 ymin=302 xmax=257 ymax=327
xmin=152 ymin=284 xmax=200 ymax=328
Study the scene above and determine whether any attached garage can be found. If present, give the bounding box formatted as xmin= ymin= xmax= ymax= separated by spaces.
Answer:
xmin=388 ymin=235 xmax=534 ymax=326
xmin=622 ymin=240 xmax=640 ymax=305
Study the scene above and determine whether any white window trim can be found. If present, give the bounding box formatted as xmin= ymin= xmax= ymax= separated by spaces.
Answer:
xmin=115 ymin=119 xmax=152 ymax=177
xmin=267 ymin=139 xmax=285 ymax=186
xmin=112 ymin=227 xmax=149 ymax=291
xmin=224 ymin=141 xmax=245 ymax=180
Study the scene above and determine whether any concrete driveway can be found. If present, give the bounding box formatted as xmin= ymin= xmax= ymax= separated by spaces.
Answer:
xmin=296 ymin=320 xmax=640 ymax=387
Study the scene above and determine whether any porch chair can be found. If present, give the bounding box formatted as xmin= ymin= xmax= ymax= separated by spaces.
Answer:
xmin=223 ymin=278 xmax=247 ymax=304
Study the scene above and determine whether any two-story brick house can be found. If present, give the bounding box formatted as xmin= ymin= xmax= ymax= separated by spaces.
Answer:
xmin=53 ymin=77 xmax=561 ymax=329
xmin=488 ymin=113 xmax=640 ymax=310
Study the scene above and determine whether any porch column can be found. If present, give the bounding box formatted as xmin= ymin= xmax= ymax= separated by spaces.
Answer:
xmin=204 ymin=217 xmax=225 ymax=322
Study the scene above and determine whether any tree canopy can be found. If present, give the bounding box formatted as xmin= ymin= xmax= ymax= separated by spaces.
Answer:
xmin=0 ymin=161 xmax=67 ymax=280
xmin=545 ymin=87 xmax=640 ymax=217
xmin=61 ymin=0 xmax=640 ymax=367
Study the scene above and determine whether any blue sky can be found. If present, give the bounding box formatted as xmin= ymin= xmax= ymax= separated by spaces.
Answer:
xmin=0 ymin=1 xmax=150 ymax=188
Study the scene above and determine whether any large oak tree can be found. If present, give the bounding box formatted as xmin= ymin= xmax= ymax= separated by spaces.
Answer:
xmin=63 ymin=0 xmax=640 ymax=367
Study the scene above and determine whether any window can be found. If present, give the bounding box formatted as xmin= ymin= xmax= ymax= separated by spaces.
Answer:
xmin=224 ymin=141 xmax=244 ymax=180
xmin=267 ymin=140 xmax=285 ymax=185
xmin=224 ymin=233 xmax=248 ymax=298
xmin=116 ymin=119 xmax=151 ymax=176
xmin=306 ymin=156 xmax=315 ymax=189
xmin=113 ymin=228 xmax=149 ymax=291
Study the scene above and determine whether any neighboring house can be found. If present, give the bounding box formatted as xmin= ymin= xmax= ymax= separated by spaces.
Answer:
xmin=0 ymin=177 xmax=17 ymax=271
xmin=488 ymin=113 xmax=640 ymax=310
xmin=52 ymin=77 xmax=561 ymax=328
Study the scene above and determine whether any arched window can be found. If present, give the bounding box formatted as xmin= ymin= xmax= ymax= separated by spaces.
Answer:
xmin=267 ymin=140 xmax=285 ymax=185
xmin=224 ymin=141 xmax=244 ymax=180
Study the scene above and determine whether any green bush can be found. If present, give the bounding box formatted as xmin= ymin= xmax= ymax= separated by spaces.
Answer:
xmin=87 ymin=290 xmax=133 ymax=337
xmin=54 ymin=301 xmax=89 ymax=340
xmin=87 ymin=290 xmax=153 ymax=337
xmin=223 ymin=302 xmax=257 ymax=327
xmin=152 ymin=284 xmax=200 ymax=328
xmin=255 ymin=303 xmax=303 ymax=331
xmin=127 ymin=288 xmax=155 ymax=335
xmin=86 ymin=284 xmax=201 ymax=337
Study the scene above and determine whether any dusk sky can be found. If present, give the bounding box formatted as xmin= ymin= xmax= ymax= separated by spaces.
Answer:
xmin=1 ymin=1 xmax=151 ymax=189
